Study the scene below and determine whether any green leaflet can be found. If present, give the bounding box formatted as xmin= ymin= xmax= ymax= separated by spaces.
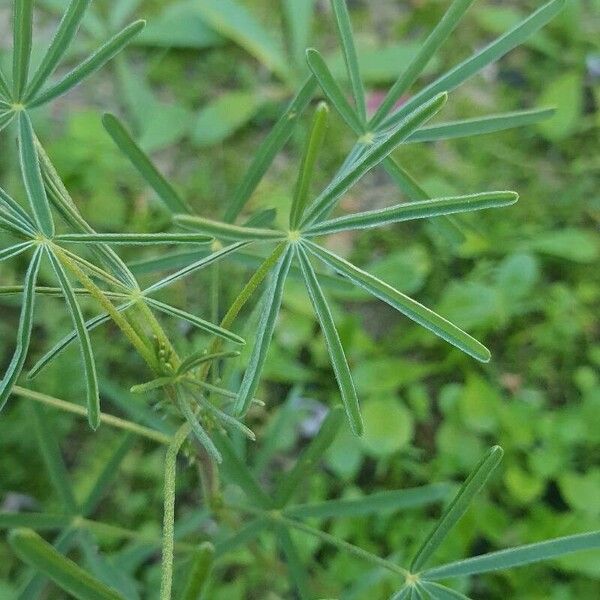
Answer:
xmin=277 ymin=526 xmax=311 ymax=600
xmin=55 ymin=232 xmax=212 ymax=245
xmin=306 ymin=48 xmax=364 ymax=134
xmin=0 ymin=247 xmax=42 ymax=411
xmin=102 ymin=114 xmax=191 ymax=214
xmin=0 ymin=66 xmax=11 ymax=99
xmin=275 ymin=407 xmax=344 ymax=507
xmin=304 ymin=241 xmax=491 ymax=362
xmin=0 ymin=186 xmax=36 ymax=233
xmin=25 ymin=0 xmax=92 ymax=101
xmin=305 ymin=192 xmax=518 ymax=236
xmin=285 ymin=483 xmax=450 ymax=520
xmin=422 ymin=531 xmax=600 ymax=580
xmin=301 ymin=92 xmax=448 ymax=226
xmin=8 ymin=529 xmax=124 ymax=600
xmin=381 ymin=0 xmax=566 ymax=130
xmin=180 ymin=542 xmax=215 ymax=600
xmin=406 ymin=108 xmax=556 ymax=143
xmin=13 ymin=0 xmax=34 ymax=100
xmin=177 ymin=350 xmax=240 ymax=377
xmin=281 ymin=0 xmax=314 ymax=70
xmin=296 ymin=244 xmax=362 ymax=435
xmin=225 ymin=76 xmax=317 ymax=222
xmin=418 ymin=582 xmax=474 ymax=599
xmin=330 ymin=0 xmax=366 ymax=122
xmin=18 ymin=112 xmax=55 ymax=237
xmin=47 ymin=250 xmax=100 ymax=430
xmin=290 ymin=102 xmax=329 ymax=228
xmin=0 ymin=110 xmax=16 ymax=133
xmin=29 ymin=20 xmax=146 ymax=108
xmin=0 ymin=242 xmax=33 ymax=262
xmin=197 ymin=0 xmax=290 ymax=83
xmin=144 ymin=298 xmax=245 ymax=345
xmin=174 ymin=214 xmax=286 ymax=242
xmin=411 ymin=446 xmax=504 ymax=572
xmin=370 ymin=0 xmax=476 ymax=128
xmin=234 ymin=246 xmax=293 ymax=416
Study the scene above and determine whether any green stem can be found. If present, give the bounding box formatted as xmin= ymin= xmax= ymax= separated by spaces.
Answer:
xmin=160 ymin=423 xmax=192 ymax=600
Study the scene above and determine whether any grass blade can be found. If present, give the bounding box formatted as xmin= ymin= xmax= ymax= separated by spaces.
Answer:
xmin=174 ymin=214 xmax=285 ymax=242
xmin=301 ymin=92 xmax=448 ymax=227
xmin=144 ymin=242 xmax=247 ymax=294
xmin=330 ymin=0 xmax=366 ymax=122
xmin=29 ymin=20 xmax=146 ymax=108
xmin=25 ymin=0 xmax=92 ymax=101
xmin=305 ymin=241 xmax=491 ymax=362
xmin=234 ymin=246 xmax=293 ymax=416
xmin=102 ymin=113 xmax=191 ymax=214
xmin=8 ymin=529 xmax=124 ymax=600
xmin=0 ymin=247 xmax=42 ymax=411
xmin=296 ymin=244 xmax=362 ymax=434
xmin=306 ymin=48 xmax=364 ymax=134
xmin=306 ymin=191 xmax=518 ymax=236
xmin=47 ymin=250 xmax=100 ymax=430
xmin=180 ymin=542 xmax=215 ymax=600
xmin=144 ymin=298 xmax=245 ymax=345
xmin=381 ymin=0 xmax=566 ymax=130
xmin=0 ymin=242 xmax=33 ymax=262
xmin=18 ymin=111 xmax=55 ymax=237
xmin=410 ymin=446 xmax=504 ymax=572
xmin=197 ymin=0 xmax=289 ymax=82
xmin=13 ymin=0 xmax=34 ymax=99
xmin=275 ymin=406 xmax=344 ymax=506
xmin=225 ymin=76 xmax=317 ymax=222
xmin=406 ymin=107 xmax=556 ymax=143
xmin=370 ymin=0 xmax=475 ymax=128
xmin=55 ymin=232 xmax=212 ymax=245
xmin=422 ymin=531 xmax=600 ymax=580
xmin=290 ymin=102 xmax=329 ymax=229
xmin=285 ymin=483 xmax=450 ymax=519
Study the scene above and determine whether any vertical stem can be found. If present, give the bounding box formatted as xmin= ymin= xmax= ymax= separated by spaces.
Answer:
xmin=160 ymin=422 xmax=192 ymax=600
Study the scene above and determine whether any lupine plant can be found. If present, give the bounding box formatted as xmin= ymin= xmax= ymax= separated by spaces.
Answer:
xmin=1 ymin=0 xmax=598 ymax=598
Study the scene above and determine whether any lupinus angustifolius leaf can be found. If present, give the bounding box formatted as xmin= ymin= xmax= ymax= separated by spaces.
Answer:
xmin=419 ymin=582 xmax=471 ymax=599
xmin=28 ymin=19 xmax=146 ymax=108
xmin=47 ymin=250 xmax=100 ymax=430
xmin=0 ymin=111 xmax=16 ymax=132
xmin=55 ymin=232 xmax=213 ymax=245
xmin=410 ymin=446 xmax=503 ymax=572
xmin=12 ymin=0 xmax=34 ymax=99
xmin=330 ymin=0 xmax=366 ymax=122
xmin=0 ymin=67 xmax=10 ymax=99
xmin=192 ymin=392 xmax=255 ymax=440
xmin=289 ymin=102 xmax=329 ymax=229
xmin=25 ymin=0 xmax=92 ymax=101
xmin=8 ymin=529 xmax=124 ymax=600
xmin=18 ymin=112 xmax=55 ymax=237
xmin=174 ymin=214 xmax=286 ymax=242
xmin=304 ymin=241 xmax=491 ymax=363
xmin=305 ymin=191 xmax=518 ymax=236
xmin=177 ymin=350 xmax=240 ymax=377
xmin=234 ymin=246 xmax=293 ymax=416
xmin=102 ymin=113 xmax=191 ymax=214
xmin=296 ymin=245 xmax=362 ymax=435
xmin=0 ymin=247 xmax=42 ymax=411
xmin=180 ymin=542 xmax=215 ymax=600
xmin=0 ymin=242 xmax=33 ymax=262
xmin=0 ymin=186 xmax=37 ymax=233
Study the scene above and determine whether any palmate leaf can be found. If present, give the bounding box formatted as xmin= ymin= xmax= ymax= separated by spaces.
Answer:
xmin=418 ymin=582 xmax=472 ymax=600
xmin=28 ymin=19 xmax=146 ymax=109
xmin=0 ymin=247 xmax=42 ymax=411
xmin=304 ymin=241 xmax=490 ymax=362
xmin=102 ymin=113 xmax=191 ymax=214
xmin=330 ymin=0 xmax=366 ymax=122
xmin=305 ymin=191 xmax=518 ymax=236
xmin=55 ymin=232 xmax=213 ymax=245
xmin=370 ymin=0 xmax=476 ymax=128
xmin=421 ymin=531 xmax=600 ymax=580
xmin=25 ymin=0 xmax=92 ymax=101
xmin=225 ymin=76 xmax=317 ymax=222
xmin=13 ymin=0 xmax=34 ymax=100
xmin=410 ymin=446 xmax=503 ymax=572
xmin=234 ymin=246 xmax=293 ymax=416
xmin=8 ymin=529 xmax=124 ymax=600
xmin=296 ymin=245 xmax=362 ymax=435
xmin=47 ymin=250 xmax=100 ymax=430
xmin=380 ymin=0 xmax=566 ymax=130
xmin=301 ymin=92 xmax=448 ymax=227
xmin=18 ymin=111 xmax=55 ymax=237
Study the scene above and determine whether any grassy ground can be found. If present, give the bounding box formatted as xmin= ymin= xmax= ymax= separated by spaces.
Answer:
xmin=0 ymin=0 xmax=599 ymax=598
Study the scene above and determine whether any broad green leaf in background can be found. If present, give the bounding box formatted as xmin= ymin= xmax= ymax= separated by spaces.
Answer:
xmin=528 ymin=228 xmax=599 ymax=263
xmin=361 ymin=398 xmax=414 ymax=457
xmin=537 ymin=71 xmax=583 ymax=140
xmin=8 ymin=529 xmax=124 ymax=600
xmin=192 ymin=91 xmax=265 ymax=147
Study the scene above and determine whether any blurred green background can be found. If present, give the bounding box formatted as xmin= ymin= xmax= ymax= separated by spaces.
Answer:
xmin=0 ymin=0 xmax=599 ymax=598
